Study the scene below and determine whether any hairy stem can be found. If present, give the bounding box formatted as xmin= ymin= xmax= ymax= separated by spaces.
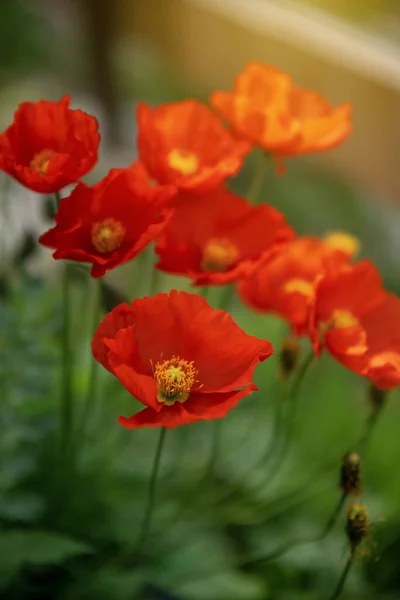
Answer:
xmin=137 ymin=428 xmax=167 ymax=552
xmin=247 ymin=151 xmax=270 ymax=205
xmin=60 ymin=262 xmax=73 ymax=459
xmin=328 ymin=552 xmax=354 ymax=600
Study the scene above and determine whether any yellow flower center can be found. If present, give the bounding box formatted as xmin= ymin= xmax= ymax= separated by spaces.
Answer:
xmin=331 ymin=309 xmax=359 ymax=329
xmin=154 ymin=356 xmax=198 ymax=406
xmin=201 ymin=238 xmax=239 ymax=272
xmin=29 ymin=148 xmax=57 ymax=176
xmin=168 ymin=148 xmax=199 ymax=176
xmin=283 ymin=278 xmax=314 ymax=298
xmin=324 ymin=232 xmax=360 ymax=257
xmin=91 ymin=218 xmax=126 ymax=253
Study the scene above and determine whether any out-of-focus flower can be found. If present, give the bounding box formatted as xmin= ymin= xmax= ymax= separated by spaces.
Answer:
xmin=130 ymin=160 xmax=154 ymax=184
xmin=309 ymin=260 xmax=400 ymax=389
xmin=352 ymin=294 xmax=400 ymax=390
xmin=237 ymin=235 xmax=357 ymax=334
xmin=211 ymin=62 xmax=352 ymax=158
xmin=155 ymin=187 xmax=295 ymax=286
xmin=323 ymin=231 xmax=360 ymax=258
xmin=92 ymin=290 xmax=273 ymax=429
xmin=0 ymin=96 xmax=100 ymax=193
xmin=39 ymin=168 xmax=176 ymax=278
xmin=136 ymin=100 xmax=250 ymax=193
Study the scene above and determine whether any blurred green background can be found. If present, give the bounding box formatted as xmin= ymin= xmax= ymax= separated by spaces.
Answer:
xmin=1 ymin=1 xmax=400 ymax=599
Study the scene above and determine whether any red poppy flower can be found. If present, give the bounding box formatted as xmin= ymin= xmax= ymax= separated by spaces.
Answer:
xmin=155 ymin=187 xmax=295 ymax=286
xmin=130 ymin=160 xmax=154 ymax=184
xmin=136 ymin=100 xmax=250 ymax=193
xmin=210 ymin=62 xmax=352 ymax=157
xmin=39 ymin=168 xmax=176 ymax=277
xmin=92 ymin=290 xmax=273 ymax=429
xmin=312 ymin=279 xmax=400 ymax=390
xmin=308 ymin=260 xmax=392 ymax=385
xmin=238 ymin=234 xmax=358 ymax=334
xmin=0 ymin=95 xmax=99 ymax=193
xmin=356 ymin=294 xmax=400 ymax=389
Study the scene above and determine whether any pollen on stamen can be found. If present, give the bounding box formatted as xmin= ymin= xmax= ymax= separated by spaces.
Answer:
xmin=168 ymin=148 xmax=199 ymax=176
xmin=153 ymin=356 xmax=199 ymax=406
xmin=201 ymin=238 xmax=239 ymax=272
xmin=91 ymin=218 xmax=126 ymax=253
xmin=29 ymin=148 xmax=57 ymax=176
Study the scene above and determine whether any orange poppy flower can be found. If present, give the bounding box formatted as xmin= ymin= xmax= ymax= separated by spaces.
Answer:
xmin=136 ymin=99 xmax=250 ymax=193
xmin=0 ymin=95 xmax=99 ymax=193
xmin=155 ymin=187 xmax=295 ymax=286
xmin=39 ymin=168 xmax=176 ymax=277
xmin=238 ymin=234 xmax=358 ymax=334
xmin=92 ymin=290 xmax=273 ymax=429
xmin=309 ymin=260 xmax=393 ymax=385
xmin=211 ymin=62 xmax=352 ymax=157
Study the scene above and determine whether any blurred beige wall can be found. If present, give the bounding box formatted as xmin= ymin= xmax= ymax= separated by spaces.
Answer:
xmin=119 ymin=0 xmax=400 ymax=204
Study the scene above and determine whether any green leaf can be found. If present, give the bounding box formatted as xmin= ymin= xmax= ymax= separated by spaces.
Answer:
xmin=0 ymin=530 xmax=93 ymax=585
xmin=64 ymin=568 xmax=148 ymax=600
xmin=0 ymin=492 xmax=45 ymax=523
xmin=176 ymin=571 xmax=266 ymax=600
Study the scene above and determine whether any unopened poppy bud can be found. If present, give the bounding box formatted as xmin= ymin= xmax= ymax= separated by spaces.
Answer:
xmin=346 ymin=503 xmax=369 ymax=551
xmin=368 ymin=384 xmax=388 ymax=415
xmin=340 ymin=452 xmax=362 ymax=496
xmin=279 ymin=335 xmax=302 ymax=379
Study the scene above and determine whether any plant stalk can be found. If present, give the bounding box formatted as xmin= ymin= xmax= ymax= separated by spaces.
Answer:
xmin=328 ymin=552 xmax=354 ymax=600
xmin=137 ymin=427 xmax=167 ymax=552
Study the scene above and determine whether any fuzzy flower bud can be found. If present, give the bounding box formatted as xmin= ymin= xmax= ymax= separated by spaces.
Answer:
xmin=346 ymin=503 xmax=369 ymax=552
xmin=340 ymin=452 xmax=362 ymax=497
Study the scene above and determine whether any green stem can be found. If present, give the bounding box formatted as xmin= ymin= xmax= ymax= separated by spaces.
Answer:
xmin=328 ymin=553 xmax=354 ymax=600
xmin=238 ymin=487 xmax=346 ymax=569
xmin=157 ymin=355 xmax=317 ymax=542
xmin=137 ymin=428 xmax=167 ymax=552
xmin=218 ymin=284 xmax=234 ymax=312
xmin=246 ymin=151 xmax=270 ymax=205
xmin=54 ymin=190 xmax=74 ymax=459
xmin=171 ymin=489 xmax=348 ymax=590
xmin=155 ymin=451 xmax=344 ymax=553
xmin=77 ymin=276 xmax=102 ymax=441
xmin=131 ymin=246 xmax=155 ymax=299
xmin=128 ymin=254 xmax=145 ymax=300
xmin=356 ymin=407 xmax=381 ymax=457
xmin=54 ymin=190 xmax=62 ymax=213
xmin=149 ymin=266 xmax=161 ymax=296
xmin=321 ymin=491 xmax=347 ymax=538
xmin=204 ymin=420 xmax=221 ymax=481
xmin=60 ymin=263 xmax=73 ymax=457
xmin=253 ymin=348 xmax=314 ymax=490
